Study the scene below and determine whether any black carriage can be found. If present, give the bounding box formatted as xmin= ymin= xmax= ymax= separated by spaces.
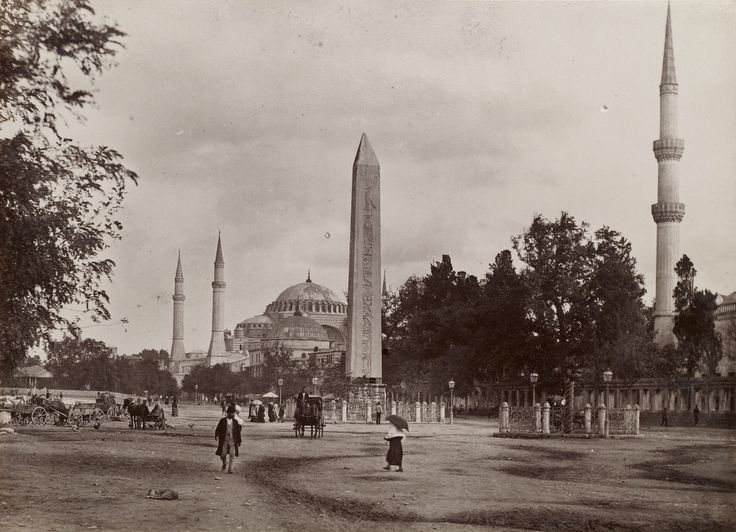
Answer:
xmin=293 ymin=396 xmax=325 ymax=439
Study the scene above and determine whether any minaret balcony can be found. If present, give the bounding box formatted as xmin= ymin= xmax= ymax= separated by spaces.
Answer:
xmin=653 ymin=138 xmax=684 ymax=161
xmin=212 ymin=281 xmax=226 ymax=289
xmin=651 ymin=202 xmax=685 ymax=223
xmin=173 ymin=294 xmax=185 ymax=302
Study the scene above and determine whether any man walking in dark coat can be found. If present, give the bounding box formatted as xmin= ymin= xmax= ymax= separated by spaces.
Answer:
xmin=693 ymin=405 xmax=700 ymax=426
xmin=215 ymin=405 xmax=242 ymax=473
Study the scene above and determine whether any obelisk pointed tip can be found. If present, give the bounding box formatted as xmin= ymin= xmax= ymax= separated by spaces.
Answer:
xmin=353 ymin=133 xmax=379 ymax=167
xmin=661 ymin=1 xmax=677 ymax=86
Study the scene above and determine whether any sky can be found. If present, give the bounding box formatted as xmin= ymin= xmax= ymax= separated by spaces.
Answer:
xmin=63 ymin=0 xmax=735 ymax=355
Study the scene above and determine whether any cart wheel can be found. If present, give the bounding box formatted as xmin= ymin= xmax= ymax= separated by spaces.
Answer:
xmin=11 ymin=412 xmax=20 ymax=425
xmin=20 ymin=414 xmax=30 ymax=426
xmin=105 ymin=406 xmax=115 ymax=420
xmin=31 ymin=407 xmax=48 ymax=426
xmin=69 ymin=411 xmax=82 ymax=427
xmin=92 ymin=407 xmax=105 ymax=421
xmin=122 ymin=409 xmax=130 ymax=420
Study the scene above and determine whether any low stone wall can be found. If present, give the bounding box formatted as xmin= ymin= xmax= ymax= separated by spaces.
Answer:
xmin=496 ymin=402 xmax=640 ymax=438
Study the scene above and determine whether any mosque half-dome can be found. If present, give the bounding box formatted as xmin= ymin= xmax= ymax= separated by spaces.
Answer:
xmin=268 ymin=312 xmax=330 ymax=342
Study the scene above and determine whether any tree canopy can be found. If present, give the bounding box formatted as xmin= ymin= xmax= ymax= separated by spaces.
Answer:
xmin=382 ymin=212 xmax=658 ymax=397
xmin=0 ymin=0 xmax=137 ymax=375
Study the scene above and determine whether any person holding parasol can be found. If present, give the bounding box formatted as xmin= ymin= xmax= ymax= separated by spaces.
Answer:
xmin=383 ymin=415 xmax=408 ymax=472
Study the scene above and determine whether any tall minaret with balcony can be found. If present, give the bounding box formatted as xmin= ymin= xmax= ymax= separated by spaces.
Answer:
xmin=652 ymin=3 xmax=685 ymax=346
xmin=206 ymin=232 xmax=228 ymax=364
xmin=170 ymin=251 xmax=186 ymax=370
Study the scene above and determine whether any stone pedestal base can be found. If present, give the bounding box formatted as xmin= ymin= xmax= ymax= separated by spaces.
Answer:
xmin=347 ymin=382 xmax=386 ymax=422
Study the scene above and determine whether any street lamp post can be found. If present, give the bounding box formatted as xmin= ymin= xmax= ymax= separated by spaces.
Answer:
xmin=530 ymin=371 xmax=539 ymax=405
xmin=278 ymin=378 xmax=284 ymax=408
xmin=195 ymin=384 xmax=199 ymax=405
xmin=603 ymin=369 xmax=613 ymax=406
xmin=448 ymin=379 xmax=455 ymax=425
xmin=312 ymin=376 xmax=318 ymax=396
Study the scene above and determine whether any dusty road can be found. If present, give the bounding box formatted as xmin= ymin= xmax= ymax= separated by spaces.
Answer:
xmin=1 ymin=405 xmax=734 ymax=531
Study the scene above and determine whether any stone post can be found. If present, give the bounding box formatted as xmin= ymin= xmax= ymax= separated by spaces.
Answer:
xmin=421 ymin=401 xmax=428 ymax=423
xmin=534 ymin=403 xmax=541 ymax=433
xmin=415 ymin=401 xmax=421 ymax=423
xmin=598 ymin=403 xmax=607 ymax=438
xmin=634 ymin=404 xmax=640 ymax=435
xmin=366 ymin=402 xmax=372 ymax=424
xmin=500 ymin=402 xmax=509 ymax=432
xmin=584 ymin=403 xmax=592 ymax=434
xmin=391 ymin=400 xmax=397 ymax=416
xmin=625 ymin=404 xmax=633 ymax=434
xmin=542 ymin=402 xmax=550 ymax=434
xmin=439 ymin=402 xmax=446 ymax=423
xmin=341 ymin=400 xmax=347 ymax=422
xmin=430 ymin=401 xmax=437 ymax=422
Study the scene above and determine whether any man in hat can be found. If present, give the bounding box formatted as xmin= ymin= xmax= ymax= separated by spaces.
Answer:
xmin=296 ymin=387 xmax=309 ymax=417
xmin=215 ymin=405 xmax=242 ymax=473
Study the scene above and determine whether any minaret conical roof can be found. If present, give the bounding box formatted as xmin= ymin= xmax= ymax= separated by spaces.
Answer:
xmin=175 ymin=250 xmax=183 ymax=280
xmin=661 ymin=3 xmax=677 ymax=86
xmin=215 ymin=232 xmax=224 ymax=265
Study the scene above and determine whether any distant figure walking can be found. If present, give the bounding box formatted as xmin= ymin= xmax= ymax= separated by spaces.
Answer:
xmin=171 ymin=396 xmax=178 ymax=417
xmin=215 ymin=405 xmax=241 ymax=474
xmin=693 ymin=405 xmax=700 ymax=426
xmin=661 ymin=407 xmax=668 ymax=427
xmin=375 ymin=402 xmax=382 ymax=425
xmin=383 ymin=421 xmax=406 ymax=472
xmin=221 ymin=399 xmax=226 ymax=416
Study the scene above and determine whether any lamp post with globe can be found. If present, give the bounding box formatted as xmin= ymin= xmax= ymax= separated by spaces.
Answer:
xmin=278 ymin=377 xmax=284 ymax=407
xmin=448 ymin=379 xmax=455 ymax=425
xmin=530 ymin=371 xmax=539 ymax=405
xmin=603 ymin=369 xmax=613 ymax=406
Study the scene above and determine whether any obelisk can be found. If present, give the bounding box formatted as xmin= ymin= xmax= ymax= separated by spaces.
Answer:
xmin=346 ymin=133 xmax=382 ymax=382
xmin=652 ymin=3 xmax=685 ymax=346
xmin=170 ymin=251 xmax=186 ymax=370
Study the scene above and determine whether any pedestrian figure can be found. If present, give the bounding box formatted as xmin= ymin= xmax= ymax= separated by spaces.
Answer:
xmin=693 ymin=405 xmax=700 ymax=426
xmin=215 ymin=405 xmax=241 ymax=474
xmin=221 ymin=399 xmax=226 ymax=416
xmin=383 ymin=418 xmax=406 ymax=472
xmin=661 ymin=407 xmax=668 ymax=427
xmin=268 ymin=403 xmax=276 ymax=422
xmin=375 ymin=402 xmax=382 ymax=425
xmin=171 ymin=396 xmax=178 ymax=417
xmin=278 ymin=403 xmax=285 ymax=422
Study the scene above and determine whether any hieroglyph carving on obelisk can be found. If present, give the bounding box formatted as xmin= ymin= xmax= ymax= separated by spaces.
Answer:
xmin=347 ymin=133 xmax=382 ymax=381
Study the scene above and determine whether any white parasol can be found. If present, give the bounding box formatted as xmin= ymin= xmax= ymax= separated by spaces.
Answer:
xmin=262 ymin=392 xmax=278 ymax=398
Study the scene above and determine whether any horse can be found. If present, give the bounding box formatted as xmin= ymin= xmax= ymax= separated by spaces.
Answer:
xmin=128 ymin=401 xmax=149 ymax=430
xmin=293 ymin=401 xmax=324 ymax=439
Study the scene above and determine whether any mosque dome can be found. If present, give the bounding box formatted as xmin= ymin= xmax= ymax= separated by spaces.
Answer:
xmin=268 ymin=312 xmax=329 ymax=342
xmin=265 ymin=273 xmax=347 ymax=316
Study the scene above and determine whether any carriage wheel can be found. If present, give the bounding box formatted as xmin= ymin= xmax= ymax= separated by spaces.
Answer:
xmin=11 ymin=412 xmax=20 ymax=425
xmin=92 ymin=407 xmax=105 ymax=421
xmin=31 ymin=407 xmax=48 ymax=426
xmin=20 ymin=414 xmax=31 ymax=426
xmin=106 ymin=405 xmax=117 ymax=420
xmin=68 ymin=411 xmax=82 ymax=427
xmin=121 ymin=408 xmax=130 ymax=420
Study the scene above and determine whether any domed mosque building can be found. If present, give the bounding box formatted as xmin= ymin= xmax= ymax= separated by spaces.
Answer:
xmin=226 ymin=272 xmax=348 ymax=375
xmin=166 ymin=235 xmax=349 ymax=384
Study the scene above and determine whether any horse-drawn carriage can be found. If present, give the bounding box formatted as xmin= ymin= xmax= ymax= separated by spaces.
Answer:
xmin=294 ymin=396 xmax=324 ymax=439
xmin=125 ymin=398 xmax=166 ymax=430
xmin=5 ymin=397 xmax=103 ymax=427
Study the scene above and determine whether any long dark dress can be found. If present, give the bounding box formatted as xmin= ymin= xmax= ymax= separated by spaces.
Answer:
xmin=385 ymin=437 xmax=403 ymax=466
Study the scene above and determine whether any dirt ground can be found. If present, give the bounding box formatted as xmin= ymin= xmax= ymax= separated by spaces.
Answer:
xmin=1 ymin=405 xmax=734 ymax=532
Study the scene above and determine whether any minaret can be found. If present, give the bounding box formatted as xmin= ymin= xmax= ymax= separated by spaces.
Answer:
xmin=170 ymin=251 xmax=186 ymax=369
xmin=346 ymin=133 xmax=382 ymax=381
xmin=206 ymin=232 xmax=228 ymax=364
xmin=652 ymin=3 xmax=685 ymax=346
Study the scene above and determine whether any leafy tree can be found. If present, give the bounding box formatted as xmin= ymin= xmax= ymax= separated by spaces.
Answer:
xmin=0 ymin=0 xmax=137 ymax=375
xmin=46 ymin=336 xmax=115 ymax=390
xmin=512 ymin=212 xmax=596 ymax=387
xmin=673 ymin=255 xmax=722 ymax=376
